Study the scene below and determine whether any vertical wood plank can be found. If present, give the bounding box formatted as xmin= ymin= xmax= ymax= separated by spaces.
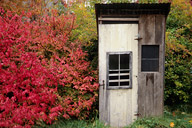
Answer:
xmin=99 ymin=86 xmax=104 ymax=120
xmin=98 ymin=25 xmax=108 ymax=124
xmin=145 ymin=73 xmax=154 ymax=116
xmin=155 ymin=15 xmax=165 ymax=45
xmin=153 ymin=15 xmax=165 ymax=115
xmin=138 ymin=16 xmax=145 ymax=117
xmin=154 ymin=73 xmax=164 ymax=116
xmin=137 ymin=73 xmax=146 ymax=117
xmin=139 ymin=15 xmax=155 ymax=45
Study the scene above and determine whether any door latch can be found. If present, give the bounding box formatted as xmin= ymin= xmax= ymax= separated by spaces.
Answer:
xmin=100 ymin=80 xmax=105 ymax=90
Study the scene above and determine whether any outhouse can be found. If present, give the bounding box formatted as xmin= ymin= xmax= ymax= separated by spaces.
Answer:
xmin=95 ymin=3 xmax=170 ymax=127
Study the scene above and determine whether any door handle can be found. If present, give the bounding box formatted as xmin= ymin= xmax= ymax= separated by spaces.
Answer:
xmin=100 ymin=80 xmax=105 ymax=90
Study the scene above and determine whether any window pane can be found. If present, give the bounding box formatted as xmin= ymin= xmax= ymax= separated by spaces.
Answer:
xmin=109 ymin=71 xmax=119 ymax=74
xmin=120 ymin=82 xmax=129 ymax=86
xmin=109 ymin=55 xmax=119 ymax=69
xmin=120 ymin=71 xmax=129 ymax=73
xmin=120 ymin=54 xmax=129 ymax=69
xmin=109 ymin=76 xmax=119 ymax=80
xmin=141 ymin=60 xmax=159 ymax=72
xmin=142 ymin=45 xmax=159 ymax=58
xmin=141 ymin=45 xmax=159 ymax=72
xmin=120 ymin=75 xmax=129 ymax=79
xmin=109 ymin=82 xmax=118 ymax=86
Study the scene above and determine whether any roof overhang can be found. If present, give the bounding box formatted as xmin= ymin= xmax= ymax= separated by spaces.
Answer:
xmin=95 ymin=3 xmax=171 ymax=17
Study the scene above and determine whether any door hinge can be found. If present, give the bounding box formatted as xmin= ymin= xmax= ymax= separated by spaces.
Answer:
xmin=134 ymin=113 xmax=141 ymax=116
xmin=134 ymin=34 xmax=142 ymax=40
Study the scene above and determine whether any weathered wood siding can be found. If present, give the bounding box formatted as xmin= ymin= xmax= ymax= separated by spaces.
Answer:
xmin=99 ymin=24 xmax=138 ymax=127
xmin=138 ymin=15 xmax=165 ymax=117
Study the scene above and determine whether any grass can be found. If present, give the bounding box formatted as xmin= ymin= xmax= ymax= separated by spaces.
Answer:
xmin=33 ymin=106 xmax=192 ymax=128
xmin=33 ymin=118 xmax=109 ymax=128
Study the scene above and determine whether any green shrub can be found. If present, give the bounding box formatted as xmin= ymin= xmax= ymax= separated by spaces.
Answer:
xmin=164 ymin=0 xmax=192 ymax=105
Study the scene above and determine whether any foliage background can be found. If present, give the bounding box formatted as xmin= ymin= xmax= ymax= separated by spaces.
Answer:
xmin=165 ymin=0 xmax=192 ymax=105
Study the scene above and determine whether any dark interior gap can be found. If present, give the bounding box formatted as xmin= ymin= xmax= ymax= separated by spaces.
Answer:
xmin=102 ymin=15 xmax=139 ymax=18
xmin=102 ymin=21 xmax=138 ymax=24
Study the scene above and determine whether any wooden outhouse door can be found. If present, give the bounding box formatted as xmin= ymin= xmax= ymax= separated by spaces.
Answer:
xmin=99 ymin=23 xmax=138 ymax=127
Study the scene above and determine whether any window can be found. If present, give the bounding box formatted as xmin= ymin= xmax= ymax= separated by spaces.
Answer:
xmin=141 ymin=45 xmax=159 ymax=72
xmin=107 ymin=52 xmax=132 ymax=89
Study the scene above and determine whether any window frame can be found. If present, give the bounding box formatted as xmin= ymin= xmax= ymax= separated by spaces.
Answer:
xmin=106 ymin=51 xmax=132 ymax=90
xmin=141 ymin=45 xmax=160 ymax=72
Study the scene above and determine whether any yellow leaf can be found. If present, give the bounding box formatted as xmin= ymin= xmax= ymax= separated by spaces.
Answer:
xmin=189 ymin=120 xmax=192 ymax=124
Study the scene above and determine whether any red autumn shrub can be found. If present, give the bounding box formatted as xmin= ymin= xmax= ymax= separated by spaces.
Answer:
xmin=0 ymin=8 xmax=98 ymax=127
